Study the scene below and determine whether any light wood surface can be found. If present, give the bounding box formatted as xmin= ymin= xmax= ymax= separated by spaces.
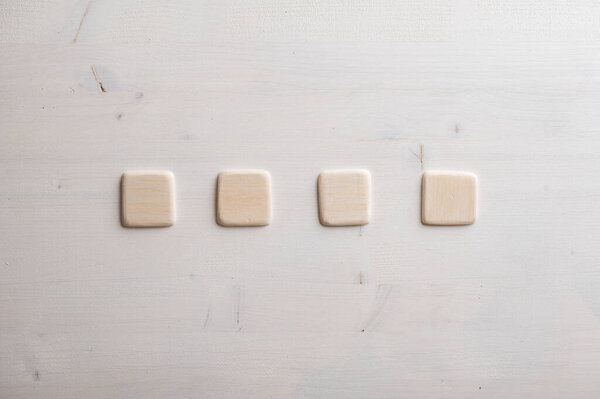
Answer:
xmin=421 ymin=171 xmax=477 ymax=226
xmin=2 ymin=1 xmax=600 ymax=398
xmin=217 ymin=170 xmax=272 ymax=227
xmin=121 ymin=171 xmax=175 ymax=227
xmin=318 ymin=170 xmax=371 ymax=226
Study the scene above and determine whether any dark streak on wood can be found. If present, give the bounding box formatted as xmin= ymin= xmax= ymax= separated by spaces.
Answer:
xmin=360 ymin=284 xmax=392 ymax=332
xmin=72 ymin=1 xmax=91 ymax=44
xmin=90 ymin=65 xmax=106 ymax=93
xmin=236 ymin=286 xmax=243 ymax=332
xmin=203 ymin=303 xmax=211 ymax=329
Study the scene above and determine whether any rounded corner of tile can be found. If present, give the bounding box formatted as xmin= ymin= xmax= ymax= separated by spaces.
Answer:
xmin=319 ymin=217 xmax=333 ymax=227
xmin=215 ymin=216 xmax=229 ymax=227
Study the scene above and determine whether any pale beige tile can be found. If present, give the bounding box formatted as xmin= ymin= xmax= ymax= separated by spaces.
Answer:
xmin=121 ymin=171 xmax=175 ymax=227
xmin=217 ymin=170 xmax=272 ymax=227
xmin=318 ymin=170 xmax=371 ymax=226
xmin=421 ymin=171 xmax=477 ymax=226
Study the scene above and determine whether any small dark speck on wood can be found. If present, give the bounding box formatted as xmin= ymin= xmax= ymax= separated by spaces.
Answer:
xmin=359 ymin=285 xmax=392 ymax=332
xmin=90 ymin=65 xmax=106 ymax=93
xmin=33 ymin=370 xmax=40 ymax=381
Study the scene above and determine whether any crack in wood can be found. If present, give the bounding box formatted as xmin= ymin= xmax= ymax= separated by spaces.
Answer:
xmin=90 ymin=65 xmax=106 ymax=93
xmin=72 ymin=1 xmax=92 ymax=44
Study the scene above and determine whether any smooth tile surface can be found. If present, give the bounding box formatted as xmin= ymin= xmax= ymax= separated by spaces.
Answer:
xmin=217 ymin=170 xmax=272 ymax=227
xmin=318 ymin=169 xmax=371 ymax=226
xmin=421 ymin=171 xmax=477 ymax=225
xmin=121 ymin=171 xmax=175 ymax=227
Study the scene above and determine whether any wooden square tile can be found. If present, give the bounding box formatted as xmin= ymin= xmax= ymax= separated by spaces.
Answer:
xmin=217 ymin=170 xmax=272 ymax=227
xmin=318 ymin=169 xmax=371 ymax=226
xmin=121 ymin=171 xmax=175 ymax=227
xmin=421 ymin=171 xmax=477 ymax=225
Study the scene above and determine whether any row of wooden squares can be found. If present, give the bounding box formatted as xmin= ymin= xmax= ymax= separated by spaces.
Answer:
xmin=120 ymin=170 xmax=477 ymax=228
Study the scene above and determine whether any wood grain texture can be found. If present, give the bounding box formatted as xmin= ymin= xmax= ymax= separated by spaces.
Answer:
xmin=421 ymin=171 xmax=477 ymax=225
xmin=318 ymin=170 xmax=371 ymax=226
xmin=121 ymin=171 xmax=175 ymax=227
xmin=217 ymin=170 xmax=272 ymax=227
xmin=1 ymin=1 xmax=600 ymax=398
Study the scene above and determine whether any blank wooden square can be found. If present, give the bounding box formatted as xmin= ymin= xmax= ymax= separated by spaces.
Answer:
xmin=121 ymin=171 xmax=175 ymax=227
xmin=318 ymin=170 xmax=371 ymax=226
xmin=421 ymin=171 xmax=477 ymax=226
xmin=217 ymin=170 xmax=272 ymax=227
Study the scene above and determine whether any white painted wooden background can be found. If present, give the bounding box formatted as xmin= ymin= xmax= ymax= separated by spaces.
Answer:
xmin=1 ymin=1 xmax=600 ymax=398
